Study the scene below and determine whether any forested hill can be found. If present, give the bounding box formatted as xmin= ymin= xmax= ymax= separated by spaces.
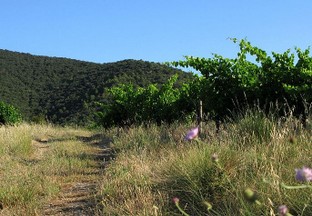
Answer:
xmin=0 ymin=49 xmax=193 ymax=125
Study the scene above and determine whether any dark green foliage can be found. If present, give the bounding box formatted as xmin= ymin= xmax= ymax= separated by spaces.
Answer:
xmin=0 ymin=50 xmax=192 ymax=125
xmin=96 ymin=39 xmax=312 ymax=128
xmin=0 ymin=101 xmax=22 ymax=125
xmin=172 ymin=39 xmax=312 ymax=122
xmin=95 ymin=74 xmax=191 ymax=127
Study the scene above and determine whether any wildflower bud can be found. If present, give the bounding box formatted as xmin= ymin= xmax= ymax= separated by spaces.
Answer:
xmin=211 ymin=153 xmax=219 ymax=162
xmin=243 ymin=188 xmax=258 ymax=203
xmin=172 ymin=197 xmax=190 ymax=216
xmin=278 ymin=205 xmax=293 ymax=216
xmin=172 ymin=197 xmax=179 ymax=204
xmin=295 ymin=167 xmax=312 ymax=182
xmin=202 ymin=201 xmax=212 ymax=211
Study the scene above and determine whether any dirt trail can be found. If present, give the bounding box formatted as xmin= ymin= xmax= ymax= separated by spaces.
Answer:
xmin=40 ymin=135 xmax=113 ymax=216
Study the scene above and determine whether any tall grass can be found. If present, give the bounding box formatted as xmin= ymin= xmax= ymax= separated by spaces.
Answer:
xmin=99 ymin=111 xmax=312 ymax=215
xmin=0 ymin=124 xmax=33 ymax=158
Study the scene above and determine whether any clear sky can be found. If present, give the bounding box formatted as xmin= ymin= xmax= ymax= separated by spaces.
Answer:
xmin=1 ymin=0 xmax=312 ymax=64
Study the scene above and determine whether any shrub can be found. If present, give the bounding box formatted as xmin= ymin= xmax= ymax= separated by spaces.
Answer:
xmin=0 ymin=101 xmax=22 ymax=125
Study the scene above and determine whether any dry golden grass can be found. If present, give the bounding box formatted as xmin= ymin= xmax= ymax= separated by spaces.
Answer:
xmin=98 ymin=115 xmax=312 ymax=215
xmin=0 ymin=113 xmax=311 ymax=215
xmin=0 ymin=123 xmax=106 ymax=215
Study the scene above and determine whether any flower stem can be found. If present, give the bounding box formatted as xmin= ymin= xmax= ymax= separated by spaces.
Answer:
xmin=280 ymin=183 xmax=312 ymax=190
xmin=174 ymin=202 xmax=190 ymax=216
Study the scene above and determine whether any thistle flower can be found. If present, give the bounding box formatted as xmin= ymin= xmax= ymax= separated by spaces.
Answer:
xmin=295 ymin=167 xmax=312 ymax=182
xmin=184 ymin=126 xmax=199 ymax=141
xmin=172 ymin=197 xmax=179 ymax=204
xmin=278 ymin=205 xmax=292 ymax=216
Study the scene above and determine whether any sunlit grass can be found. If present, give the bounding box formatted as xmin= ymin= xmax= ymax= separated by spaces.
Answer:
xmin=0 ymin=112 xmax=311 ymax=215
xmin=99 ymin=112 xmax=312 ymax=215
xmin=0 ymin=123 xmax=100 ymax=215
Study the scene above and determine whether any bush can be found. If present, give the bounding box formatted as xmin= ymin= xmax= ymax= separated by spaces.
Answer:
xmin=0 ymin=101 xmax=22 ymax=125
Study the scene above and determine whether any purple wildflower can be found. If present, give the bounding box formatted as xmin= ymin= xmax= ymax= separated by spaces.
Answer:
xmin=184 ymin=126 xmax=199 ymax=141
xmin=295 ymin=167 xmax=312 ymax=182
xmin=172 ymin=197 xmax=179 ymax=204
xmin=278 ymin=205 xmax=288 ymax=216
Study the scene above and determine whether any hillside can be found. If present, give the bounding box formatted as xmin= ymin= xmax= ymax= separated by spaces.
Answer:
xmin=0 ymin=49 xmax=193 ymax=125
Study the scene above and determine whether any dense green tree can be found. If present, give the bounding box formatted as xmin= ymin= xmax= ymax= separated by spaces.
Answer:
xmin=0 ymin=101 xmax=22 ymax=125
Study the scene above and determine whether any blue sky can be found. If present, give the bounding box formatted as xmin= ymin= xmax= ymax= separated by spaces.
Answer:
xmin=1 ymin=0 xmax=312 ymax=64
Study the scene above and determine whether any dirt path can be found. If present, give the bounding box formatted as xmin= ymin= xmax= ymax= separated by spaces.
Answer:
xmin=40 ymin=134 xmax=113 ymax=216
